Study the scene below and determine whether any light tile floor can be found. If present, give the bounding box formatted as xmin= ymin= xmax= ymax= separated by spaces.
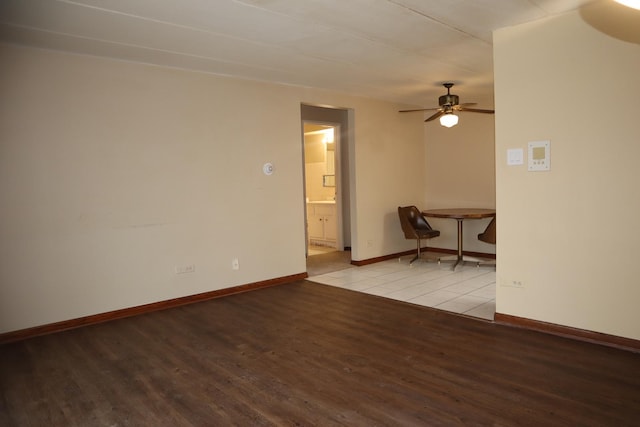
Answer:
xmin=307 ymin=256 xmax=496 ymax=321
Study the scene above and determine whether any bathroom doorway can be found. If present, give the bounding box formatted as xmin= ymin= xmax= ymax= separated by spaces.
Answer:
xmin=303 ymin=122 xmax=340 ymax=256
xmin=300 ymin=104 xmax=352 ymax=264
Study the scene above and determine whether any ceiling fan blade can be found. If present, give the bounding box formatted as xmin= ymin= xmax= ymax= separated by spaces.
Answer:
xmin=399 ymin=107 xmax=440 ymax=113
xmin=458 ymin=107 xmax=495 ymax=114
xmin=425 ymin=111 xmax=444 ymax=122
xmin=458 ymin=102 xmax=477 ymax=107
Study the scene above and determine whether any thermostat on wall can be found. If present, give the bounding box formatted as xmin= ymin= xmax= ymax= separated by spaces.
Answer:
xmin=528 ymin=140 xmax=550 ymax=171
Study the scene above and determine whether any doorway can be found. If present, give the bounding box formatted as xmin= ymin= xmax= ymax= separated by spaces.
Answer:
xmin=300 ymin=104 xmax=352 ymax=264
xmin=303 ymin=123 xmax=340 ymax=255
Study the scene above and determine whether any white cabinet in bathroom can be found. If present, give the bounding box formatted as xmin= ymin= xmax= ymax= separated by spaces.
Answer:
xmin=307 ymin=202 xmax=337 ymax=247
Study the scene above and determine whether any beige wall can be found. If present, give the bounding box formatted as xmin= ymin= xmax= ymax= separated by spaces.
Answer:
xmin=350 ymin=103 xmax=426 ymax=259
xmin=0 ymin=44 xmax=425 ymax=333
xmin=424 ymin=110 xmax=496 ymax=254
xmin=494 ymin=10 xmax=640 ymax=340
xmin=10 ymin=7 xmax=636 ymax=343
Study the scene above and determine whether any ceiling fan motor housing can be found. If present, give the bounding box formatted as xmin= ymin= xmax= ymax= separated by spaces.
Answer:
xmin=439 ymin=93 xmax=459 ymax=106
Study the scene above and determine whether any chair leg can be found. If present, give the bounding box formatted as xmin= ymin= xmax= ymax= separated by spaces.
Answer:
xmin=476 ymin=259 xmax=496 ymax=268
xmin=409 ymin=238 xmax=421 ymax=265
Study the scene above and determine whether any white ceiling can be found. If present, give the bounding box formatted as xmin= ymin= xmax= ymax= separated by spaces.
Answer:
xmin=0 ymin=0 xmax=597 ymax=108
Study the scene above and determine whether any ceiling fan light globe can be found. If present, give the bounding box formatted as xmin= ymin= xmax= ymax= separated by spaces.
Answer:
xmin=614 ymin=0 xmax=640 ymax=10
xmin=440 ymin=114 xmax=459 ymax=128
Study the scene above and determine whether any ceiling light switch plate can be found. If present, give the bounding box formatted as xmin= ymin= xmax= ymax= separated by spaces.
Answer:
xmin=507 ymin=148 xmax=524 ymax=165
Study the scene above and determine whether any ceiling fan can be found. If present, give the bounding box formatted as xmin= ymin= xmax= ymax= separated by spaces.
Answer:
xmin=399 ymin=83 xmax=494 ymax=127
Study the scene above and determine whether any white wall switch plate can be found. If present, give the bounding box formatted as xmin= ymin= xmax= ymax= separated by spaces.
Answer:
xmin=507 ymin=148 xmax=524 ymax=165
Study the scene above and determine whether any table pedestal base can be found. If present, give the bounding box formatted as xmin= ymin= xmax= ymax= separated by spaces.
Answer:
xmin=438 ymin=254 xmax=489 ymax=270
xmin=422 ymin=208 xmax=497 ymax=271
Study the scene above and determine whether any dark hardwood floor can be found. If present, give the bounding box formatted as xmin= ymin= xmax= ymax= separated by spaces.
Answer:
xmin=1 ymin=281 xmax=639 ymax=426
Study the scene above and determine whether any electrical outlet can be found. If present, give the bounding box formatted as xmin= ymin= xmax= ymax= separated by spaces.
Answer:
xmin=500 ymin=277 xmax=524 ymax=288
xmin=232 ymin=258 xmax=239 ymax=270
xmin=175 ymin=264 xmax=196 ymax=274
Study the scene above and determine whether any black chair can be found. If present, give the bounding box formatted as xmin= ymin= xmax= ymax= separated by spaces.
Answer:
xmin=477 ymin=216 xmax=496 ymax=266
xmin=398 ymin=206 xmax=441 ymax=265
xmin=478 ymin=217 xmax=496 ymax=245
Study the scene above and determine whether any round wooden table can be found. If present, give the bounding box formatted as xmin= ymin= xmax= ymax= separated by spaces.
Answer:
xmin=422 ymin=208 xmax=496 ymax=269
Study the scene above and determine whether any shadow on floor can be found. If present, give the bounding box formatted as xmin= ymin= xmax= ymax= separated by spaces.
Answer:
xmin=306 ymin=249 xmax=352 ymax=277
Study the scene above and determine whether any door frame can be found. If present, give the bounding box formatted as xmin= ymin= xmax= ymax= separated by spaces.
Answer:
xmin=302 ymin=120 xmax=343 ymax=254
